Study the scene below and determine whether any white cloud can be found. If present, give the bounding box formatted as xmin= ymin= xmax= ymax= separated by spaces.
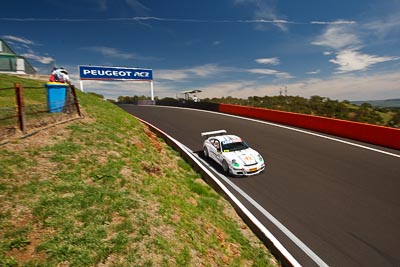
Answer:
xmin=21 ymin=53 xmax=55 ymax=64
xmin=256 ymin=57 xmax=280 ymax=65
xmin=307 ymin=70 xmax=320 ymax=75
xmin=312 ymin=21 xmax=400 ymax=73
xmin=1 ymin=35 xmax=56 ymax=66
xmin=288 ymin=71 xmax=400 ymax=100
xmin=82 ymin=46 xmax=161 ymax=61
xmin=310 ymin=20 xmax=356 ymax=25
xmin=156 ymin=64 xmax=230 ymax=81
xmin=195 ymin=80 xmax=261 ymax=98
xmin=154 ymin=64 xmax=293 ymax=84
xmin=2 ymin=35 xmax=35 ymax=45
xmin=196 ymin=71 xmax=400 ymax=101
xmin=156 ymin=69 xmax=189 ymax=81
xmin=248 ymin=68 xmax=293 ymax=79
xmin=86 ymin=46 xmax=137 ymax=60
xmin=234 ymin=0 xmax=288 ymax=31
xmin=330 ymin=50 xmax=399 ymax=73
xmin=364 ymin=13 xmax=400 ymax=37
xmin=0 ymin=16 xmax=364 ymax=28
xmin=312 ymin=24 xmax=360 ymax=49
xmin=187 ymin=64 xmax=221 ymax=77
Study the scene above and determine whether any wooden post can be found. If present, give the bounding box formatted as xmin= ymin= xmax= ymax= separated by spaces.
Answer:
xmin=15 ymin=83 xmax=26 ymax=133
xmin=70 ymin=85 xmax=82 ymax=117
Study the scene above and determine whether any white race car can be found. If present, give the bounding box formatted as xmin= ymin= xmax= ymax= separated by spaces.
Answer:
xmin=201 ymin=130 xmax=265 ymax=176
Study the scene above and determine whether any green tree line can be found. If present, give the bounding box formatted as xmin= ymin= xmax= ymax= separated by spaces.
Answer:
xmin=202 ymin=95 xmax=400 ymax=128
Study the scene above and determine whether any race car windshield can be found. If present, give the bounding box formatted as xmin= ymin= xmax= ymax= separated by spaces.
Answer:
xmin=221 ymin=141 xmax=249 ymax=152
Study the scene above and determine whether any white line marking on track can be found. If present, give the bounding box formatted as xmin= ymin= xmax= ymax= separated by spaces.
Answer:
xmin=180 ymin=143 xmax=329 ymax=267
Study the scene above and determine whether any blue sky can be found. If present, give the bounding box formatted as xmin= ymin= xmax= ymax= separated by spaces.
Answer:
xmin=1 ymin=0 xmax=400 ymax=101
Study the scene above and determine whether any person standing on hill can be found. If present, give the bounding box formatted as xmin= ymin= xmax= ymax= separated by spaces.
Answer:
xmin=49 ymin=67 xmax=71 ymax=85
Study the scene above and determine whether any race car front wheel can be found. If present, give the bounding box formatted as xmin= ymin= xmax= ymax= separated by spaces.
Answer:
xmin=222 ymin=160 xmax=229 ymax=174
xmin=203 ymin=147 xmax=209 ymax=158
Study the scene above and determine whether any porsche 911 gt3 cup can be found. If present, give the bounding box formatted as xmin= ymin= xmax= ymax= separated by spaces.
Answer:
xmin=201 ymin=130 xmax=265 ymax=176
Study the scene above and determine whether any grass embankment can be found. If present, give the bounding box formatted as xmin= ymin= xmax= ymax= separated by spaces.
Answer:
xmin=0 ymin=74 xmax=47 ymax=107
xmin=0 ymin=82 xmax=277 ymax=266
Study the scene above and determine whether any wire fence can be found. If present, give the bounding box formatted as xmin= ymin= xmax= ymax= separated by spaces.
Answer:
xmin=0 ymin=83 xmax=81 ymax=142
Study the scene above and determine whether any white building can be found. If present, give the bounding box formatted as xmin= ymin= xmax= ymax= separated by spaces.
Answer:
xmin=0 ymin=38 xmax=36 ymax=74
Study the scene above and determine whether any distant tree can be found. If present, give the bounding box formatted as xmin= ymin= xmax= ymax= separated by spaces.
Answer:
xmin=360 ymin=102 xmax=373 ymax=109
xmin=353 ymin=103 xmax=383 ymax=124
xmin=117 ymin=95 xmax=152 ymax=103
xmin=335 ymin=101 xmax=350 ymax=119
xmin=388 ymin=110 xmax=400 ymax=127
xmin=117 ymin=96 xmax=131 ymax=103
xmin=160 ymin=97 xmax=177 ymax=101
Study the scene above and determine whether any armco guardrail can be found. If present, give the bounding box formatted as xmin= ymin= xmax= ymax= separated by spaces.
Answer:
xmin=156 ymin=100 xmax=219 ymax=112
xmin=219 ymin=104 xmax=400 ymax=150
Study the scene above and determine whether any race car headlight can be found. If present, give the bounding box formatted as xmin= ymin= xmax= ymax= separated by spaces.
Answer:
xmin=232 ymin=159 xmax=241 ymax=168
xmin=257 ymin=154 xmax=264 ymax=162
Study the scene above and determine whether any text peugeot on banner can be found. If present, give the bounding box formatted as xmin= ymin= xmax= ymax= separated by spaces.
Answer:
xmin=79 ymin=65 xmax=153 ymax=81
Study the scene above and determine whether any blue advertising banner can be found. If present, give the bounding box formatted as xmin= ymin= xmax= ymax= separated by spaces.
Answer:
xmin=79 ymin=65 xmax=153 ymax=81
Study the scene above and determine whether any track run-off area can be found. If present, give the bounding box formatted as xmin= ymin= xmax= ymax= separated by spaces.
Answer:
xmin=121 ymin=104 xmax=400 ymax=267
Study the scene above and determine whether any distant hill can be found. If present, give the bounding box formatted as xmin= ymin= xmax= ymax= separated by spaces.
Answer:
xmin=351 ymin=99 xmax=400 ymax=108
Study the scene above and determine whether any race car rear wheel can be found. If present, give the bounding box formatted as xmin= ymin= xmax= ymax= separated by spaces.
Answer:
xmin=203 ymin=147 xmax=209 ymax=158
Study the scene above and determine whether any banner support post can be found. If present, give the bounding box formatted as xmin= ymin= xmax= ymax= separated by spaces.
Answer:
xmin=79 ymin=80 xmax=84 ymax=92
xmin=150 ymin=81 xmax=154 ymax=101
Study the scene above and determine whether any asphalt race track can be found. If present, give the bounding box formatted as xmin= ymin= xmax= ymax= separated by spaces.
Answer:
xmin=121 ymin=104 xmax=400 ymax=267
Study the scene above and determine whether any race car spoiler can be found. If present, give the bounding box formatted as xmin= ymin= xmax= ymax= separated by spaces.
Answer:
xmin=201 ymin=130 xmax=227 ymax=138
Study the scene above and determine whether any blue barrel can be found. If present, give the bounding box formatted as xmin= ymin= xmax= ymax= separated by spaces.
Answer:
xmin=45 ymin=82 xmax=67 ymax=113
